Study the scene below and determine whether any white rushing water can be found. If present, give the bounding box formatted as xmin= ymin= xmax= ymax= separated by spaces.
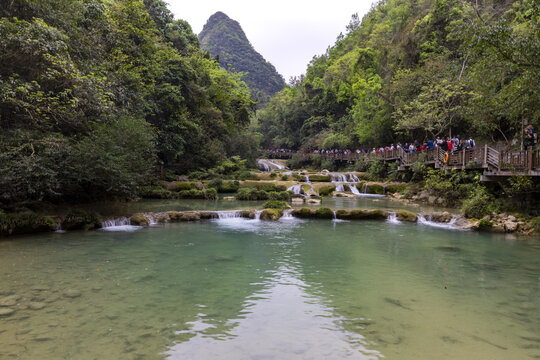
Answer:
xmin=100 ymin=217 xmax=142 ymax=232
xmin=386 ymin=212 xmax=401 ymax=224
xmin=257 ymin=159 xmax=286 ymax=172
xmin=329 ymin=172 xmax=385 ymax=198
xmin=287 ymin=184 xmax=303 ymax=195
xmin=417 ymin=214 xmax=463 ymax=230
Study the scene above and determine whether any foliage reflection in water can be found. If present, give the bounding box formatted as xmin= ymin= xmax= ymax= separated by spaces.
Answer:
xmin=0 ymin=217 xmax=539 ymax=360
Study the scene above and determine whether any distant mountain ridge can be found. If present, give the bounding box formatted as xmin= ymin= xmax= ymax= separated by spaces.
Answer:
xmin=199 ymin=11 xmax=284 ymax=105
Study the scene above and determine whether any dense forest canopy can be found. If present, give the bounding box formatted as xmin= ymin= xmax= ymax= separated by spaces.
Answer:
xmin=257 ymin=0 xmax=539 ymax=150
xmin=199 ymin=11 xmax=285 ymax=105
xmin=0 ymin=0 xmax=257 ymax=206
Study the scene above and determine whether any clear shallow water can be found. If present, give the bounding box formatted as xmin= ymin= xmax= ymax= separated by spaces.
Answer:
xmin=1 ymin=218 xmax=540 ymax=359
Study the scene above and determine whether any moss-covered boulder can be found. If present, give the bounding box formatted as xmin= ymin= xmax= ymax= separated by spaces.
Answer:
xmin=260 ymin=209 xmax=283 ymax=221
xmin=333 ymin=209 xmax=387 ymax=220
xmin=385 ymin=183 xmax=408 ymax=194
xmin=308 ymin=174 xmax=331 ymax=182
xmin=317 ymin=184 xmax=336 ymax=196
xmin=396 ymin=210 xmax=417 ymax=222
xmin=292 ymin=208 xmax=315 ymax=218
xmin=0 ymin=212 xmax=56 ymax=236
xmin=315 ymin=207 xmax=334 ymax=219
xmin=130 ymin=214 xmax=149 ymax=226
xmin=62 ymin=209 xmax=100 ymax=230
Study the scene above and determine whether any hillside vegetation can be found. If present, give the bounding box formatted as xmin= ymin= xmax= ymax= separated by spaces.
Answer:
xmin=258 ymin=0 xmax=539 ymax=150
xmin=0 ymin=0 xmax=257 ymax=207
xmin=199 ymin=12 xmax=285 ymax=105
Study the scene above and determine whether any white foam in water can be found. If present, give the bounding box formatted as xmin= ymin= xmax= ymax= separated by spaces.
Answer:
xmin=386 ymin=212 xmax=401 ymax=224
xmin=332 ymin=211 xmax=349 ymax=223
xmin=417 ymin=214 xmax=464 ymax=230
xmin=254 ymin=210 xmax=262 ymax=221
xmin=100 ymin=217 xmax=142 ymax=232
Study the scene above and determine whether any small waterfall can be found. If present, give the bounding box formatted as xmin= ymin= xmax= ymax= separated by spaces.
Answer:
xmin=305 ymin=175 xmax=311 ymax=183
xmin=349 ymin=173 xmax=360 ymax=182
xmin=254 ymin=210 xmax=262 ymax=220
xmin=332 ymin=210 xmax=348 ymax=223
xmin=55 ymin=222 xmax=65 ymax=233
xmin=287 ymin=184 xmax=303 ymax=195
xmin=281 ymin=209 xmax=294 ymax=220
xmin=258 ymin=160 xmax=270 ymax=172
xmin=417 ymin=214 xmax=462 ymax=230
xmin=101 ymin=217 xmax=130 ymax=228
xmin=144 ymin=213 xmax=158 ymax=225
xmin=217 ymin=211 xmax=244 ymax=219
xmin=100 ymin=217 xmax=141 ymax=232
xmin=335 ymin=183 xmax=345 ymax=192
xmin=386 ymin=212 xmax=401 ymax=224
xmin=348 ymin=183 xmax=361 ymax=195
xmin=363 ymin=183 xmax=369 ymax=193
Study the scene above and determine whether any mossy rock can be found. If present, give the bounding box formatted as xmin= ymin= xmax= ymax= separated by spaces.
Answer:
xmin=308 ymin=174 xmax=331 ymax=182
xmin=130 ymin=214 xmax=149 ymax=226
xmin=348 ymin=209 xmax=387 ymax=220
xmin=367 ymin=183 xmax=385 ymax=195
xmin=0 ymin=212 xmax=56 ymax=236
xmin=335 ymin=209 xmax=352 ymax=219
xmin=317 ymin=184 xmax=336 ymax=196
xmin=315 ymin=207 xmax=334 ymax=219
xmin=478 ymin=218 xmax=493 ymax=230
xmin=292 ymin=208 xmax=315 ymax=218
xmin=260 ymin=209 xmax=283 ymax=221
xmin=62 ymin=209 xmax=100 ymax=230
xmin=173 ymin=181 xmax=194 ymax=191
xmin=239 ymin=181 xmax=286 ymax=192
xmin=385 ymin=183 xmax=408 ymax=194
xmin=396 ymin=210 xmax=417 ymax=222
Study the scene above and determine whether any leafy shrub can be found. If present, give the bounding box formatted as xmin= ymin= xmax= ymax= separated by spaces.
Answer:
xmin=178 ymin=188 xmax=217 ymax=200
xmin=267 ymin=191 xmax=291 ymax=201
xmin=174 ymin=181 xmax=195 ymax=191
xmin=141 ymin=186 xmax=176 ymax=199
xmin=218 ymin=180 xmax=240 ymax=193
xmin=269 ymin=172 xmax=277 ymax=178
xmin=281 ymin=175 xmax=289 ymax=181
xmin=315 ymin=207 xmax=334 ymax=219
xmin=354 ymin=158 xmax=370 ymax=172
xmin=368 ymin=159 xmax=387 ymax=181
xmin=461 ymin=186 xmax=500 ymax=218
xmin=530 ymin=217 xmax=540 ymax=233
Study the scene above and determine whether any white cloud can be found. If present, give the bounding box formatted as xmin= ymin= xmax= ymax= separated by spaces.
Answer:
xmin=166 ymin=0 xmax=374 ymax=80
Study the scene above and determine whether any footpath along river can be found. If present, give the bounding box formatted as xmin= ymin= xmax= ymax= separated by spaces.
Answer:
xmin=1 ymin=199 xmax=539 ymax=359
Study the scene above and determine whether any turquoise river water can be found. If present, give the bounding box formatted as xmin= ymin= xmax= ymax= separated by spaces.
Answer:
xmin=1 ymin=202 xmax=540 ymax=359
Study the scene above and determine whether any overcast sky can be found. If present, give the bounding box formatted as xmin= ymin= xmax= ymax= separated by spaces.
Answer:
xmin=167 ymin=0 xmax=374 ymax=81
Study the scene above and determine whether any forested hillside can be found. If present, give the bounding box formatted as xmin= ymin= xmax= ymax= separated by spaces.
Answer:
xmin=199 ymin=12 xmax=285 ymax=105
xmin=258 ymin=0 xmax=539 ymax=150
xmin=0 ymin=0 xmax=256 ymax=206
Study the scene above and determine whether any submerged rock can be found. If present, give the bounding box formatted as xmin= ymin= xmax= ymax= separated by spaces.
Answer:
xmin=28 ymin=302 xmax=46 ymax=310
xmin=0 ymin=308 xmax=15 ymax=316
xmin=0 ymin=295 xmax=19 ymax=307
xmin=63 ymin=289 xmax=81 ymax=298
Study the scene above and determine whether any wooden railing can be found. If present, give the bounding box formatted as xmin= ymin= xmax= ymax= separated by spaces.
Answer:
xmin=265 ymin=147 xmax=540 ymax=176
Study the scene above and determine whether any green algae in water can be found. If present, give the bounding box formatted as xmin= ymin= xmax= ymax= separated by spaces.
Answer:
xmin=0 ymin=218 xmax=539 ymax=360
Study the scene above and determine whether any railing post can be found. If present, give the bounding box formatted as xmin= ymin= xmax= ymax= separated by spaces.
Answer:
xmin=528 ymin=147 xmax=533 ymax=172
xmin=483 ymin=144 xmax=488 ymax=168
xmin=462 ymin=148 xmax=466 ymax=168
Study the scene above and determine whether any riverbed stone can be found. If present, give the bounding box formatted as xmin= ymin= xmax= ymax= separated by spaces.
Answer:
xmin=291 ymin=198 xmax=304 ymax=204
xmin=0 ymin=295 xmax=19 ymax=307
xmin=0 ymin=308 xmax=15 ymax=316
xmin=28 ymin=302 xmax=46 ymax=310
xmin=396 ymin=210 xmax=417 ymax=222
xmin=64 ymin=289 xmax=81 ymax=298
xmin=306 ymin=198 xmax=321 ymax=205
xmin=223 ymin=196 xmax=235 ymax=201
xmin=504 ymin=220 xmax=518 ymax=232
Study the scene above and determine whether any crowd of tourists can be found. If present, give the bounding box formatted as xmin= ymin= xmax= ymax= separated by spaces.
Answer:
xmin=308 ymin=135 xmax=476 ymax=156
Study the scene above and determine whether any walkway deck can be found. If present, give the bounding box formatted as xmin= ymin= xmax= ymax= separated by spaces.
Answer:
xmin=266 ymin=146 xmax=540 ymax=178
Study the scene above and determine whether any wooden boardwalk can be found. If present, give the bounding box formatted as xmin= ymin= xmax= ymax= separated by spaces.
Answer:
xmin=266 ymin=146 xmax=540 ymax=178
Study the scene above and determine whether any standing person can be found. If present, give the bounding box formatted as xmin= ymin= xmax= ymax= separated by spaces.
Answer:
xmin=427 ymin=139 xmax=434 ymax=150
